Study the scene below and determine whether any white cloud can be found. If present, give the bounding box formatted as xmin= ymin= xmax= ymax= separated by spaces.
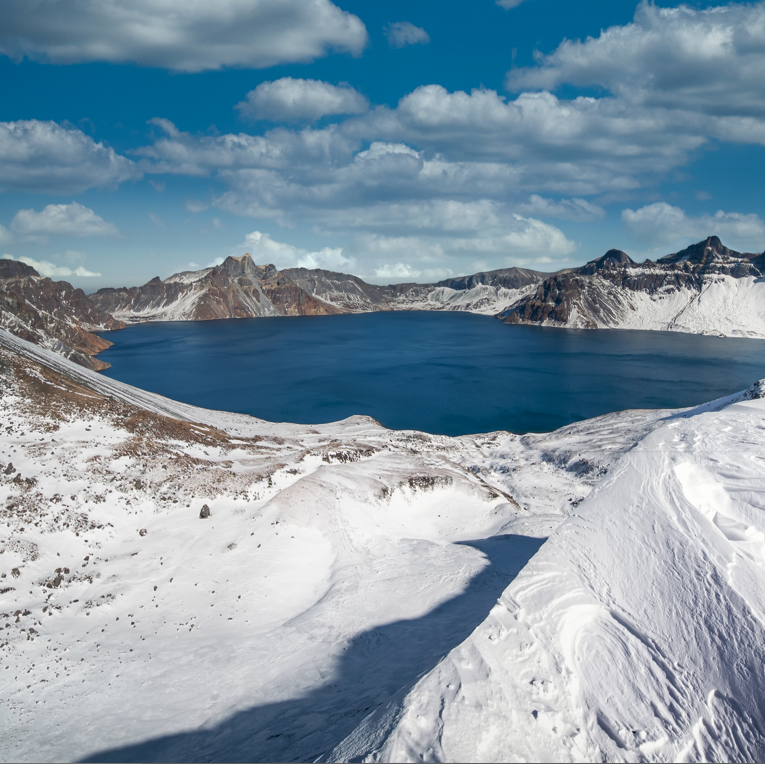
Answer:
xmin=621 ymin=202 xmax=765 ymax=250
xmin=0 ymin=0 xmax=367 ymax=72
xmin=238 ymin=230 xmax=356 ymax=271
xmin=507 ymin=1 xmax=765 ymax=124
xmin=0 ymin=120 xmax=139 ymax=194
xmin=0 ymin=224 xmax=13 ymax=245
xmin=1 ymin=253 xmax=101 ymax=278
xmin=10 ymin=203 xmax=120 ymax=239
xmin=237 ymin=78 xmax=368 ymax=123
xmin=149 ymin=180 xmax=165 ymax=192
xmin=148 ymin=212 xmax=164 ymax=227
xmin=385 ymin=22 xmax=430 ymax=48
xmin=374 ymin=262 xmax=422 ymax=279
xmin=496 ymin=0 xmax=527 ymax=8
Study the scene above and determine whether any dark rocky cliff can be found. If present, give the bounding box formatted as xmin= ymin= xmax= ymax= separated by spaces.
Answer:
xmin=500 ymin=236 xmax=765 ymax=329
xmin=0 ymin=259 xmax=125 ymax=370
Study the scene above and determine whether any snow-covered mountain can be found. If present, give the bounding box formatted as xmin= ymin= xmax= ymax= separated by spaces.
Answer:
xmin=0 ymin=258 xmax=124 ymax=371
xmin=90 ymin=255 xmax=547 ymax=323
xmin=3 ymin=325 xmax=765 ymax=762
xmin=90 ymin=255 xmax=343 ymax=323
xmin=501 ymin=236 xmax=765 ymax=338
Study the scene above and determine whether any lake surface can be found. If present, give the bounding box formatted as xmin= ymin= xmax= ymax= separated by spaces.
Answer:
xmin=99 ymin=311 xmax=765 ymax=436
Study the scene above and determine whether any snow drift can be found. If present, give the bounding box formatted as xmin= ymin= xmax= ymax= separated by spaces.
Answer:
xmin=2 ymin=325 xmax=765 ymax=762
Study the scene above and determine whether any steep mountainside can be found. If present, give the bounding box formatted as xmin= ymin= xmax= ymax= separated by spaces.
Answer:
xmin=500 ymin=237 xmax=765 ymax=337
xmin=2 ymin=326 xmax=765 ymax=762
xmin=91 ymin=255 xmax=342 ymax=322
xmin=92 ymin=256 xmax=547 ymax=322
xmin=0 ymin=259 xmax=124 ymax=371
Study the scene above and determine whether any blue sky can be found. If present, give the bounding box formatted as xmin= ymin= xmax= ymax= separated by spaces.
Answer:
xmin=1 ymin=0 xmax=764 ymax=289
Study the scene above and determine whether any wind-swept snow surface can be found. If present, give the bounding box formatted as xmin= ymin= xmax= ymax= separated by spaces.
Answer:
xmin=331 ymin=386 xmax=765 ymax=762
xmin=0 ymin=328 xmax=670 ymax=763
xmin=1 ymin=326 xmax=764 ymax=762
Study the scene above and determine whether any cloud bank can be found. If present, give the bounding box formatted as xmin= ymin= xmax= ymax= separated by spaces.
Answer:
xmin=0 ymin=0 xmax=367 ymax=72
xmin=622 ymin=202 xmax=765 ymax=250
xmin=10 ymin=203 xmax=120 ymax=239
xmin=0 ymin=121 xmax=139 ymax=194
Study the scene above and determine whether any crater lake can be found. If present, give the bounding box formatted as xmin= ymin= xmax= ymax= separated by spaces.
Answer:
xmin=99 ymin=311 xmax=765 ymax=436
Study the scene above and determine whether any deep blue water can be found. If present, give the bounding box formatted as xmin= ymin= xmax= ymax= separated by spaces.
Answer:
xmin=98 ymin=311 xmax=765 ymax=436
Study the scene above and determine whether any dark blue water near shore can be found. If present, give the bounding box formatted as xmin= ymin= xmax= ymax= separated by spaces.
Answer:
xmin=99 ymin=311 xmax=765 ymax=435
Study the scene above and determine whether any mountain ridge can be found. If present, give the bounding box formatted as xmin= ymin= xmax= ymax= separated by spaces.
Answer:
xmin=4 ymin=235 xmax=765 ymax=373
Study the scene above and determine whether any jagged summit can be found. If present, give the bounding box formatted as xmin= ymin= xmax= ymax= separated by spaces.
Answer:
xmin=659 ymin=235 xmax=739 ymax=264
xmin=0 ymin=258 xmax=40 ymax=279
xmin=218 ymin=252 xmax=259 ymax=278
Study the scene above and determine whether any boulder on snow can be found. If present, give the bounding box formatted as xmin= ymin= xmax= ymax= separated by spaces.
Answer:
xmin=199 ymin=504 xmax=211 ymax=519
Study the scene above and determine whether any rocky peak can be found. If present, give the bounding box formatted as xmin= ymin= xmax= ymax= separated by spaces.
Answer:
xmin=218 ymin=253 xmax=260 ymax=278
xmin=659 ymin=236 xmax=738 ymax=265
xmin=578 ymin=249 xmax=635 ymax=276
xmin=0 ymin=259 xmax=40 ymax=280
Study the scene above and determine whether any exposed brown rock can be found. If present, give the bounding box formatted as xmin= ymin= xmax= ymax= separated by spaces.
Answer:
xmin=0 ymin=259 xmax=125 ymax=371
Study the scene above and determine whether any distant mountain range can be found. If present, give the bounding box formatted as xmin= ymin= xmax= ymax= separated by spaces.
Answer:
xmin=89 ymin=254 xmax=543 ymax=322
xmin=2 ymin=235 xmax=765 ymax=370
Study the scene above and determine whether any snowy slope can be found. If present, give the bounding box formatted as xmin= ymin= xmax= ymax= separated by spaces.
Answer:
xmin=391 ymin=283 xmax=538 ymax=316
xmin=537 ymin=274 xmax=765 ymax=338
xmin=330 ymin=383 xmax=765 ymax=762
xmin=0 ymin=328 xmax=676 ymax=763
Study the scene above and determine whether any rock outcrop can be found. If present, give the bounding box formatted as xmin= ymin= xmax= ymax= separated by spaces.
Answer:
xmin=91 ymin=254 xmax=342 ymax=323
xmin=500 ymin=236 xmax=765 ymax=337
xmin=0 ymin=259 xmax=125 ymax=370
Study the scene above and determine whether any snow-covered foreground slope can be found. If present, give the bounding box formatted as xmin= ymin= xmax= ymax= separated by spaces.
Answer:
xmin=0 ymin=328 xmax=681 ymax=763
xmin=332 ymin=385 xmax=765 ymax=762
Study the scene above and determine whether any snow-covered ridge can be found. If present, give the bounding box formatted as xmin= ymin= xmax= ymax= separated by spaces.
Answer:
xmin=501 ymin=236 xmax=765 ymax=338
xmin=2 ymin=326 xmax=710 ymax=763
xmin=332 ymin=378 xmax=765 ymax=762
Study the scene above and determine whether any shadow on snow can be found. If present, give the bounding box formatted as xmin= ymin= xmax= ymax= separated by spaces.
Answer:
xmin=82 ymin=534 xmax=545 ymax=763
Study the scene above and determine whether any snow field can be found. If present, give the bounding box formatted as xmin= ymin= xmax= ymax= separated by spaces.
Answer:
xmin=2 ymin=327 xmax=737 ymax=762
xmin=332 ymin=390 xmax=765 ymax=762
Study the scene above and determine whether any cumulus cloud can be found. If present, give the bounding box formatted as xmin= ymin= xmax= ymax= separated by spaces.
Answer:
xmin=374 ymin=262 xmax=422 ymax=279
xmin=10 ymin=202 xmax=120 ymax=240
xmin=385 ymin=22 xmax=430 ymax=48
xmin=1 ymin=253 xmax=100 ymax=278
xmin=0 ymin=0 xmax=367 ymax=72
xmin=621 ymin=202 xmax=765 ymax=250
xmin=0 ymin=120 xmax=139 ymax=194
xmin=237 ymin=78 xmax=368 ymax=123
xmin=238 ymin=231 xmax=356 ymax=271
xmin=507 ymin=1 xmax=765 ymax=123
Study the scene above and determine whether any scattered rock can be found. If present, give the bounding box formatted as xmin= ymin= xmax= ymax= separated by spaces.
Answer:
xmin=199 ymin=504 xmax=211 ymax=519
xmin=3 ymin=462 xmax=14 ymax=475
xmin=139 ymin=528 xmax=147 ymax=537
xmin=11 ymin=568 xmax=20 ymax=579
